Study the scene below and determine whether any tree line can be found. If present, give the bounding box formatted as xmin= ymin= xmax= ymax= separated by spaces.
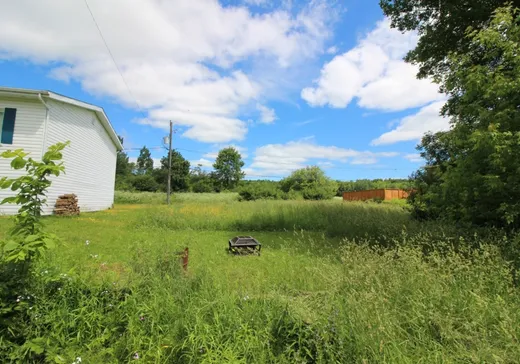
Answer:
xmin=116 ymin=144 xmax=412 ymax=200
xmin=115 ymin=143 xmax=245 ymax=193
xmin=380 ymin=1 xmax=520 ymax=227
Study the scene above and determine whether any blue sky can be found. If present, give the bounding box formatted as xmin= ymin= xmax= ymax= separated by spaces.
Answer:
xmin=0 ymin=0 xmax=449 ymax=180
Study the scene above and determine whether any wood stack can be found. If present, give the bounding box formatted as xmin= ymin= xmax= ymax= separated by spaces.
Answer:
xmin=54 ymin=194 xmax=80 ymax=216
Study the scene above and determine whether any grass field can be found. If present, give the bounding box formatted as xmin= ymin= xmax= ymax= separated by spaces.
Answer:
xmin=1 ymin=192 xmax=519 ymax=363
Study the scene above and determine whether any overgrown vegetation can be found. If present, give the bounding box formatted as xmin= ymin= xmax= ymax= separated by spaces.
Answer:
xmin=408 ymin=6 xmax=520 ymax=228
xmin=1 ymin=192 xmax=519 ymax=362
xmin=335 ymin=178 xmax=413 ymax=196
xmin=238 ymin=167 xmax=340 ymax=201
xmin=0 ymin=142 xmax=69 ymax=359
xmin=2 ymin=2 xmax=520 ymax=362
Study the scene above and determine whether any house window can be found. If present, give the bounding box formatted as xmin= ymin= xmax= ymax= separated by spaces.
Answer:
xmin=0 ymin=108 xmax=17 ymax=144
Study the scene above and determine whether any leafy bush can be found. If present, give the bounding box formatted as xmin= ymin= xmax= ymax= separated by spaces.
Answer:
xmin=281 ymin=189 xmax=303 ymax=200
xmin=131 ymin=175 xmax=159 ymax=192
xmin=281 ymin=167 xmax=337 ymax=200
xmin=238 ymin=181 xmax=282 ymax=201
xmin=115 ymin=177 xmax=134 ymax=191
xmin=191 ymin=178 xmax=215 ymax=193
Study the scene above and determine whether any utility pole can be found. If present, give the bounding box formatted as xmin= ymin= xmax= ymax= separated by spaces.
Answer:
xmin=167 ymin=120 xmax=173 ymax=205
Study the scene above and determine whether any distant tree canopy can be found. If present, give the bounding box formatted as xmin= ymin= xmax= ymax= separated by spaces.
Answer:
xmin=213 ymin=147 xmax=245 ymax=190
xmin=153 ymin=150 xmax=191 ymax=192
xmin=408 ymin=6 xmax=520 ymax=227
xmin=136 ymin=146 xmax=154 ymax=175
xmin=115 ymin=145 xmax=414 ymax=200
xmin=336 ymin=179 xmax=413 ymax=196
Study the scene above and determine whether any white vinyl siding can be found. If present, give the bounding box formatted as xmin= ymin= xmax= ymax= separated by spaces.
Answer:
xmin=42 ymin=98 xmax=118 ymax=215
xmin=0 ymin=97 xmax=46 ymax=215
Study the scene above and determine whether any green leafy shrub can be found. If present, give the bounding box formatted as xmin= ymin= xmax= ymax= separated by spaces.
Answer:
xmin=191 ymin=178 xmax=215 ymax=193
xmin=238 ymin=181 xmax=282 ymax=201
xmin=115 ymin=177 xmax=134 ymax=191
xmin=131 ymin=174 xmax=159 ymax=192
xmin=281 ymin=167 xmax=337 ymax=200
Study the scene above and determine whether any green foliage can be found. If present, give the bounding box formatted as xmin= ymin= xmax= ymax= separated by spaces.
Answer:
xmin=115 ymin=136 xmax=136 ymax=192
xmin=0 ymin=143 xmax=68 ymax=357
xmin=189 ymin=165 xmax=216 ymax=193
xmin=154 ymin=150 xmax=191 ymax=192
xmin=131 ymin=174 xmax=159 ymax=192
xmin=190 ymin=178 xmax=214 ymax=193
xmin=409 ymin=6 xmax=520 ymax=227
xmin=136 ymin=146 xmax=154 ymax=175
xmin=213 ymin=147 xmax=245 ymax=190
xmin=0 ymin=142 xmax=69 ymax=263
xmin=115 ymin=136 xmax=131 ymax=177
xmin=380 ymin=0 xmax=520 ymax=80
xmin=0 ymin=199 xmax=519 ymax=362
xmin=238 ymin=181 xmax=283 ymax=201
xmin=281 ymin=166 xmax=337 ymax=200
xmin=336 ymin=178 xmax=413 ymax=196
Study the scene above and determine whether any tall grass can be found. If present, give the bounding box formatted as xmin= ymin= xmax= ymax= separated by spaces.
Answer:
xmin=114 ymin=191 xmax=239 ymax=205
xmin=8 ymin=234 xmax=520 ymax=363
xmin=1 ymin=192 xmax=519 ymax=362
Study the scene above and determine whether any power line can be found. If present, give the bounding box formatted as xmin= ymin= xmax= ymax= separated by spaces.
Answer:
xmin=83 ymin=0 xmax=145 ymax=115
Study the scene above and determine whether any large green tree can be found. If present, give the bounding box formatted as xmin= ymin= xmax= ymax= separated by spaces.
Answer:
xmin=410 ymin=6 xmax=520 ymax=227
xmin=380 ymin=0 xmax=520 ymax=80
xmin=213 ymin=147 xmax=245 ymax=190
xmin=136 ymin=146 xmax=154 ymax=175
xmin=154 ymin=150 xmax=190 ymax=192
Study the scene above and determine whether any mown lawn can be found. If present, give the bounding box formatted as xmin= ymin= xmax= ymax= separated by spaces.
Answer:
xmin=0 ymin=193 xmax=519 ymax=363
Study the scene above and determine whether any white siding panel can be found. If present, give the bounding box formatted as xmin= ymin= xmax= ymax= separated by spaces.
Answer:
xmin=43 ymin=99 xmax=117 ymax=215
xmin=0 ymin=97 xmax=46 ymax=215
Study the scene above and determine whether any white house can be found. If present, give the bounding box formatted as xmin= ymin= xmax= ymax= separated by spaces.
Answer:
xmin=0 ymin=87 xmax=123 ymax=215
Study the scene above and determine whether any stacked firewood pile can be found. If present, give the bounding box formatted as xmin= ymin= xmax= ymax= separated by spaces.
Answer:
xmin=54 ymin=194 xmax=80 ymax=216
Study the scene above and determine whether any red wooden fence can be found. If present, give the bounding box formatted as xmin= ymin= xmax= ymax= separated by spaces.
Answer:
xmin=343 ymin=189 xmax=409 ymax=201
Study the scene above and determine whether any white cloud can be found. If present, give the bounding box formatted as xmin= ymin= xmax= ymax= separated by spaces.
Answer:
xmin=356 ymin=61 xmax=441 ymax=111
xmin=317 ymin=161 xmax=334 ymax=168
xmin=326 ymin=46 xmax=338 ymax=54
xmin=204 ymin=144 xmax=249 ymax=160
xmin=301 ymin=19 xmax=443 ymax=111
xmin=371 ymin=101 xmax=449 ymax=145
xmin=190 ymin=158 xmax=214 ymax=168
xmin=256 ymin=103 xmax=277 ymax=124
xmin=246 ymin=140 xmax=398 ymax=177
xmin=404 ymin=153 xmax=423 ymax=163
xmin=0 ymin=0 xmax=334 ymax=143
